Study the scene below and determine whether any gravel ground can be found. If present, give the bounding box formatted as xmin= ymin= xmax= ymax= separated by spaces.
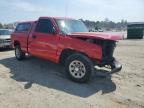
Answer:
xmin=0 ymin=39 xmax=144 ymax=108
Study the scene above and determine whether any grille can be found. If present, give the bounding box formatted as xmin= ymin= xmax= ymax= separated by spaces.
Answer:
xmin=0 ymin=39 xmax=11 ymax=43
xmin=5 ymin=39 xmax=11 ymax=42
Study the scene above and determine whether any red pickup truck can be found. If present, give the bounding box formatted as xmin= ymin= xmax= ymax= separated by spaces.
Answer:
xmin=11 ymin=17 xmax=122 ymax=82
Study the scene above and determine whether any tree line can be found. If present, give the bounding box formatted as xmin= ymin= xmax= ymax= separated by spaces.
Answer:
xmin=80 ymin=18 xmax=127 ymax=31
xmin=0 ymin=23 xmax=16 ymax=29
xmin=0 ymin=18 xmax=127 ymax=31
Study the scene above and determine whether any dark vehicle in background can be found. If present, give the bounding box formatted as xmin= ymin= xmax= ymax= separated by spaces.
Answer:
xmin=0 ymin=29 xmax=13 ymax=48
xmin=127 ymin=22 xmax=144 ymax=39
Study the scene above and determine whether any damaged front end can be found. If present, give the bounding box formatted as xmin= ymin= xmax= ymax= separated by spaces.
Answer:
xmin=85 ymin=38 xmax=122 ymax=73
xmin=100 ymin=40 xmax=122 ymax=73
xmin=70 ymin=32 xmax=123 ymax=73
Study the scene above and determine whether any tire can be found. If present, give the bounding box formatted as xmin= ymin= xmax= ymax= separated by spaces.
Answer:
xmin=65 ymin=53 xmax=94 ymax=83
xmin=15 ymin=45 xmax=25 ymax=60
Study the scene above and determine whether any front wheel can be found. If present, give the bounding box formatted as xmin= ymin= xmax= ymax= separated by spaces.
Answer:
xmin=65 ymin=53 xmax=94 ymax=83
xmin=15 ymin=45 xmax=25 ymax=60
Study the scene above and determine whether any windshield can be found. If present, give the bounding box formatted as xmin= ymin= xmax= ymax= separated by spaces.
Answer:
xmin=56 ymin=19 xmax=88 ymax=34
xmin=0 ymin=30 xmax=12 ymax=35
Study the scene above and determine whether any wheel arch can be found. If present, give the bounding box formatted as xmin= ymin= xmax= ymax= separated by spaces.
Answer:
xmin=59 ymin=48 xmax=89 ymax=65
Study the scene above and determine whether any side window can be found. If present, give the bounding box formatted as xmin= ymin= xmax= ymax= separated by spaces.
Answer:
xmin=15 ymin=23 xmax=31 ymax=32
xmin=35 ymin=19 xmax=54 ymax=34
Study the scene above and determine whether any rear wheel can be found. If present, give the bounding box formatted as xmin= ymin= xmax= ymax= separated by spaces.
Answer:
xmin=15 ymin=45 xmax=25 ymax=60
xmin=65 ymin=53 xmax=94 ymax=83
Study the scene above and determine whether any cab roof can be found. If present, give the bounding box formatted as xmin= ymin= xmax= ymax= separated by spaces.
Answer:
xmin=39 ymin=16 xmax=75 ymax=20
xmin=17 ymin=16 xmax=76 ymax=24
xmin=17 ymin=21 xmax=35 ymax=24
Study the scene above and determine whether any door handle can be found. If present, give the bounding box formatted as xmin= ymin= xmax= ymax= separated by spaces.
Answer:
xmin=32 ymin=35 xmax=37 ymax=39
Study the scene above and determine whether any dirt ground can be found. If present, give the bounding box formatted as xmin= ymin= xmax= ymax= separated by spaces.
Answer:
xmin=0 ymin=39 xmax=144 ymax=108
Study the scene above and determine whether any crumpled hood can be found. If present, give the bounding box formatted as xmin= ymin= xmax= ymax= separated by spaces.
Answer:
xmin=69 ymin=32 xmax=123 ymax=41
xmin=0 ymin=35 xmax=11 ymax=40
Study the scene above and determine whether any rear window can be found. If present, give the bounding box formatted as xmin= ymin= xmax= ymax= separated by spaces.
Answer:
xmin=35 ymin=19 xmax=54 ymax=34
xmin=15 ymin=23 xmax=31 ymax=32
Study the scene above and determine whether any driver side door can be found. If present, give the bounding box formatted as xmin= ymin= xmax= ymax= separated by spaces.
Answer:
xmin=28 ymin=18 xmax=59 ymax=62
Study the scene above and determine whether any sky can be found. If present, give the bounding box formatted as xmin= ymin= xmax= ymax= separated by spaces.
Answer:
xmin=0 ymin=0 xmax=144 ymax=23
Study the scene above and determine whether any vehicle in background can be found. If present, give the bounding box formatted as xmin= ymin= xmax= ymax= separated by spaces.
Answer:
xmin=89 ymin=27 xmax=103 ymax=32
xmin=0 ymin=29 xmax=13 ymax=48
xmin=11 ymin=17 xmax=123 ymax=83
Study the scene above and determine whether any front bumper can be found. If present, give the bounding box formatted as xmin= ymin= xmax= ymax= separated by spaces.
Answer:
xmin=110 ymin=60 xmax=122 ymax=74
xmin=94 ymin=59 xmax=122 ymax=74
